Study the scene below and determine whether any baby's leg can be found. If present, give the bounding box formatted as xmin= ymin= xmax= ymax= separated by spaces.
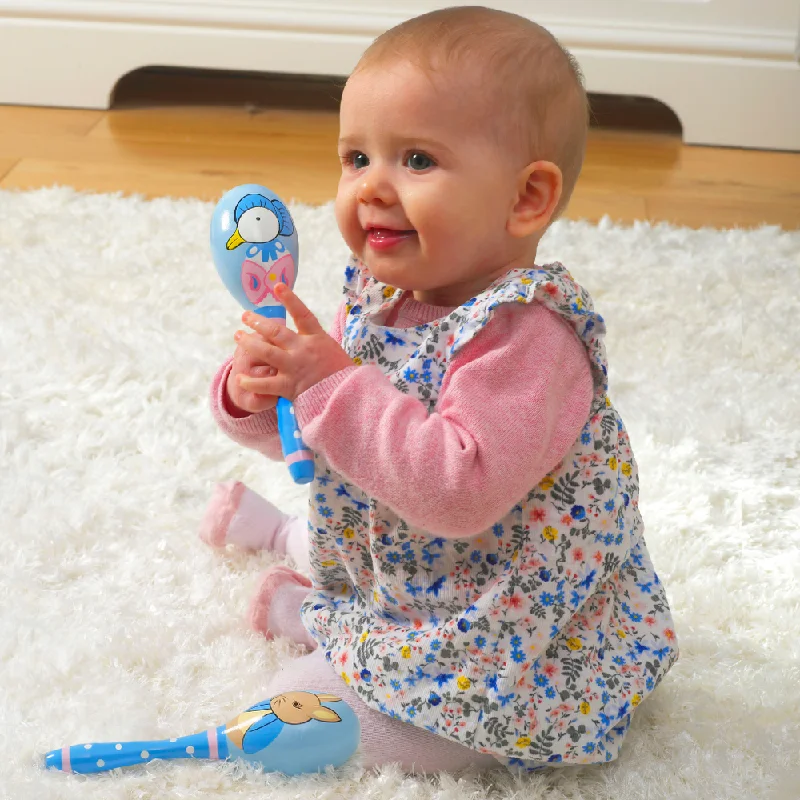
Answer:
xmin=199 ymin=481 xmax=309 ymax=571
xmin=264 ymin=649 xmax=501 ymax=774
xmin=249 ymin=565 xmax=317 ymax=651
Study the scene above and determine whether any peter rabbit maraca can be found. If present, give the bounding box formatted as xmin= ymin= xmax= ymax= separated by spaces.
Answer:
xmin=44 ymin=689 xmax=359 ymax=776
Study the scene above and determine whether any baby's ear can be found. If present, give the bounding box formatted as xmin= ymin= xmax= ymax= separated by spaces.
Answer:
xmin=315 ymin=694 xmax=342 ymax=703
xmin=508 ymin=160 xmax=563 ymax=238
xmin=310 ymin=706 xmax=342 ymax=723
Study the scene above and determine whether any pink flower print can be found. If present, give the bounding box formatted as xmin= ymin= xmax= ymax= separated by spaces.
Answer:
xmin=544 ymin=662 xmax=559 ymax=679
xmin=530 ymin=507 xmax=546 ymax=522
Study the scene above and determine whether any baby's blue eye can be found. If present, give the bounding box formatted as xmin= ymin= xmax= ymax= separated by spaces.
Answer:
xmin=352 ymin=152 xmax=369 ymax=169
xmin=406 ymin=152 xmax=434 ymax=171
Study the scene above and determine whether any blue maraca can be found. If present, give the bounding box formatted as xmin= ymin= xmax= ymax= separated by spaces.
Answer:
xmin=43 ymin=689 xmax=360 ymax=776
xmin=210 ymin=185 xmax=314 ymax=484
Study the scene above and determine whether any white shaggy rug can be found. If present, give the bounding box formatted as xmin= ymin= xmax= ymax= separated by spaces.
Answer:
xmin=1 ymin=187 xmax=798 ymax=800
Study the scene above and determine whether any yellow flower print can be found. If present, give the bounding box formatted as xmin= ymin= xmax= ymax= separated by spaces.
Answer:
xmin=360 ymin=631 xmax=369 ymax=643
xmin=605 ymin=396 xmax=611 ymax=407
xmin=539 ymin=476 xmax=555 ymax=491
xmin=353 ymin=356 xmax=363 ymax=366
xmin=579 ymin=701 xmax=591 ymax=715
xmin=608 ymin=456 xmax=618 ymax=471
xmin=542 ymin=526 xmax=558 ymax=542
xmin=401 ymin=645 xmax=412 ymax=659
xmin=575 ymin=297 xmax=583 ymax=310
xmin=343 ymin=527 xmax=355 ymax=539
xmin=382 ymin=285 xmax=396 ymax=298
xmin=632 ymin=694 xmax=642 ymax=707
xmin=515 ymin=735 xmax=531 ymax=748
xmin=321 ymin=559 xmax=336 ymax=567
xmin=373 ymin=589 xmax=380 ymax=603
xmin=617 ymin=629 xmax=627 ymax=639
xmin=341 ymin=672 xmax=350 ymax=685
xmin=621 ymin=462 xmax=632 ymax=477
xmin=521 ymin=277 xmax=533 ymax=285
xmin=457 ymin=676 xmax=471 ymax=690
xmin=566 ymin=637 xmax=583 ymax=651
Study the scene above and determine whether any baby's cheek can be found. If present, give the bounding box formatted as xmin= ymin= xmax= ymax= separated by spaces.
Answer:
xmin=334 ymin=192 xmax=362 ymax=251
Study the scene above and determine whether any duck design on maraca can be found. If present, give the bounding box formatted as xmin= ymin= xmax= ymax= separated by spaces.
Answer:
xmin=225 ymin=192 xmax=296 ymax=310
xmin=210 ymin=183 xmax=315 ymax=485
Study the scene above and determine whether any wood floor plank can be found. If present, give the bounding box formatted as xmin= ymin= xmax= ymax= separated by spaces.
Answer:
xmin=0 ymin=102 xmax=797 ymax=229
xmin=0 ymin=105 xmax=103 ymax=137
xmin=0 ymin=158 xmax=339 ymax=205
xmin=0 ymin=158 xmax=17 ymax=182
xmin=88 ymin=107 xmax=340 ymax=147
xmin=563 ymin=186 xmax=648 ymax=224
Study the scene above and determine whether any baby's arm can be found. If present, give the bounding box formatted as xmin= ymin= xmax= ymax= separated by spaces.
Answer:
xmin=210 ymin=300 xmax=349 ymax=461
xmin=293 ymin=301 xmax=593 ymax=536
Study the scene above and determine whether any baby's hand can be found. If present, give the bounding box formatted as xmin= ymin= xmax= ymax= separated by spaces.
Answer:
xmin=236 ymin=284 xmax=354 ymax=402
xmin=226 ymin=337 xmax=280 ymax=416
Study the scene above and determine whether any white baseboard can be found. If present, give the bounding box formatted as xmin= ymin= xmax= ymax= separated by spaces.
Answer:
xmin=1 ymin=2 xmax=798 ymax=150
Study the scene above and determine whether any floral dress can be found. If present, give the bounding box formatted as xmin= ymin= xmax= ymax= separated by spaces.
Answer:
xmin=300 ymin=257 xmax=679 ymax=770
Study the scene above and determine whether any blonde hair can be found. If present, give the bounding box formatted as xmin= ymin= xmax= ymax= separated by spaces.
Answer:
xmin=353 ymin=6 xmax=588 ymax=218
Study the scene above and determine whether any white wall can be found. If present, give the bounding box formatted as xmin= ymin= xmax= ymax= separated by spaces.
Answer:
xmin=0 ymin=1 xmax=798 ymax=150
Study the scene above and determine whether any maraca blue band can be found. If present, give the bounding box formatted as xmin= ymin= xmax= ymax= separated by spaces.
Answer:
xmin=254 ymin=306 xmax=287 ymax=319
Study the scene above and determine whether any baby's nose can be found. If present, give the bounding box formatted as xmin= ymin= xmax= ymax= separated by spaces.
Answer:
xmin=357 ymin=167 xmax=395 ymax=205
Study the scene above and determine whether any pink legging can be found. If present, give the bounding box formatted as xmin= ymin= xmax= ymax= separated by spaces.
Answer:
xmin=264 ymin=648 xmax=501 ymax=774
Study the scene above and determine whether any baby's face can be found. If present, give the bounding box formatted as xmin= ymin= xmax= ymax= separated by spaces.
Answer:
xmin=335 ymin=60 xmax=526 ymax=306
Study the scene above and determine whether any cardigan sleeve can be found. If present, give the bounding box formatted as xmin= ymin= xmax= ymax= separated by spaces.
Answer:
xmin=292 ymin=301 xmax=594 ymax=537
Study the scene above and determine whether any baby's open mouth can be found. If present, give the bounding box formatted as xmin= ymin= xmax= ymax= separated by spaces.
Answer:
xmin=366 ymin=227 xmax=416 ymax=249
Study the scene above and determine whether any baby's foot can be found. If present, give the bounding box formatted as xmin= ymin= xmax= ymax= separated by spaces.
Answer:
xmin=248 ymin=565 xmax=317 ymax=650
xmin=199 ymin=480 xmax=297 ymax=552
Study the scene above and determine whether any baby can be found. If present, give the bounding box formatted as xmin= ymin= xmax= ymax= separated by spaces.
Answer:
xmin=201 ymin=5 xmax=679 ymax=775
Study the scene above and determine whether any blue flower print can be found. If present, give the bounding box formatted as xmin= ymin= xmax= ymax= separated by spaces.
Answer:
xmin=428 ymin=692 xmax=441 ymax=706
xmin=318 ymin=506 xmax=333 ymax=517
xmin=386 ymin=551 xmax=401 ymax=564
xmin=540 ymin=592 xmax=555 ymax=606
xmin=470 ymin=550 xmax=482 ymax=563
xmin=511 ymin=649 xmax=525 ymax=663
xmin=433 ymin=673 xmax=453 ymax=688
xmin=545 ymin=686 xmax=556 ymax=699
xmin=385 ymin=331 xmax=406 ymax=346
xmin=534 ymin=674 xmax=549 ymax=687
xmin=570 ymin=505 xmax=586 ymax=520
xmin=403 ymin=368 xmax=419 ymax=383
xmin=315 ymin=493 xmax=327 ymax=503
xmin=361 ymin=669 xmax=372 ymax=682
xmin=474 ymin=635 xmax=487 ymax=649
xmin=458 ymin=618 xmax=471 ymax=632
xmin=510 ymin=635 xmax=522 ymax=648
xmin=579 ymin=570 xmax=597 ymax=590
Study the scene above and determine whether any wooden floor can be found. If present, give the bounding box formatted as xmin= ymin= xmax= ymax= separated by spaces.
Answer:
xmin=0 ymin=72 xmax=798 ymax=230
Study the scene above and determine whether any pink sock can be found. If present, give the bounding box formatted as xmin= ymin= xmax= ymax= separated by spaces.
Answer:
xmin=248 ymin=565 xmax=317 ymax=650
xmin=264 ymin=650 xmax=502 ymax=774
xmin=199 ymin=481 xmax=310 ymax=570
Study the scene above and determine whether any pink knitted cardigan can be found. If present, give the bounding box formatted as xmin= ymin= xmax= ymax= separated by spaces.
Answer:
xmin=211 ymin=292 xmax=593 ymax=538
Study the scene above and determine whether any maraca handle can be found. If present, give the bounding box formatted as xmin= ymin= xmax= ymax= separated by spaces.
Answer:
xmin=44 ymin=728 xmax=228 ymax=774
xmin=277 ymin=397 xmax=315 ymax=484
xmin=254 ymin=306 xmax=314 ymax=485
